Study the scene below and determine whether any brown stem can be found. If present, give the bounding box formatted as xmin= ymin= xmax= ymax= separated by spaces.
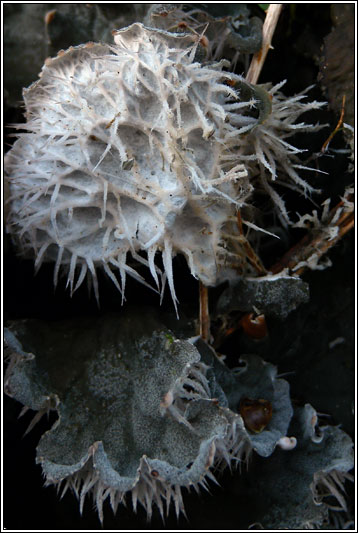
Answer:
xmin=199 ymin=281 xmax=210 ymax=342
xmin=237 ymin=211 xmax=267 ymax=275
xmin=321 ymin=95 xmax=346 ymax=153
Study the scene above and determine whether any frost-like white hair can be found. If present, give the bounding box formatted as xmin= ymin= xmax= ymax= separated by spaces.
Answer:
xmin=235 ymin=80 xmax=327 ymax=226
xmin=5 ymin=23 xmax=256 ymax=311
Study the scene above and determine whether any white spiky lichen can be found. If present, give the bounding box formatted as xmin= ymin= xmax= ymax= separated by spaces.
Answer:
xmin=290 ymin=185 xmax=354 ymax=272
xmin=5 ymin=22 xmax=261 ymax=310
xmin=234 ymin=81 xmax=328 ymax=226
xmin=294 ymin=186 xmax=354 ymax=238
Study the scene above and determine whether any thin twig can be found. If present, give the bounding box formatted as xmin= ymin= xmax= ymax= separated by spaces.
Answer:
xmin=245 ymin=4 xmax=283 ymax=84
xmin=237 ymin=211 xmax=267 ymax=275
xmin=199 ymin=281 xmax=210 ymax=341
xmin=321 ymin=94 xmax=346 ymax=153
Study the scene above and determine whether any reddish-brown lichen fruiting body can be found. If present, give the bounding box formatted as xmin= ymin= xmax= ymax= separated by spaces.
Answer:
xmin=239 ymin=397 xmax=273 ymax=433
xmin=239 ymin=312 xmax=268 ymax=340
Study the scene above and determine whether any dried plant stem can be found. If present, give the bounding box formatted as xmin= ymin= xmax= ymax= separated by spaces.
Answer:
xmin=199 ymin=281 xmax=210 ymax=341
xmin=246 ymin=4 xmax=283 ymax=84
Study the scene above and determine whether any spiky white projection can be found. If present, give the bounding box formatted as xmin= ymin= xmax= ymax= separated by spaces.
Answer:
xmin=234 ymin=81 xmax=327 ymax=226
xmin=5 ymin=23 xmax=257 ymax=307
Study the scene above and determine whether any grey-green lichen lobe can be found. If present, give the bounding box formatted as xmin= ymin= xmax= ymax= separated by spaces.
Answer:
xmin=245 ymin=404 xmax=354 ymax=529
xmin=6 ymin=312 xmax=203 ymax=476
xmin=195 ymin=339 xmax=293 ymax=457
xmin=5 ymin=308 xmax=250 ymax=510
xmin=216 ymin=273 xmax=310 ymax=319
xmin=5 ymin=309 xmax=354 ymax=524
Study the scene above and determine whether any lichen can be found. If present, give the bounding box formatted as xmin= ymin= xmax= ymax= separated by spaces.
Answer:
xmin=194 ymin=338 xmax=294 ymax=457
xmin=5 ymin=23 xmax=257 ymax=310
xmin=5 ymin=22 xmax=328 ymax=312
xmin=244 ymin=403 xmax=354 ymax=529
xmin=233 ymin=80 xmax=328 ymax=226
xmin=4 ymin=311 xmax=254 ymax=522
xmin=215 ymin=271 xmax=310 ymax=319
xmin=4 ymin=309 xmax=354 ymax=526
xmin=4 ymin=7 xmax=353 ymax=529
xmin=144 ymin=3 xmax=263 ymax=62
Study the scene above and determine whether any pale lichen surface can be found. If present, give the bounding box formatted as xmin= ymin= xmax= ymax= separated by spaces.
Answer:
xmin=6 ymin=23 xmax=256 ymax=308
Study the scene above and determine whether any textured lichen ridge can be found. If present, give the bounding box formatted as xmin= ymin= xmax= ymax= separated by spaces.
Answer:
xmin=5 ymin=22 xmax=258 ymax=310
